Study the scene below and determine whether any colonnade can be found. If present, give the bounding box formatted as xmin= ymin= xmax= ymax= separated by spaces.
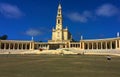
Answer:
xmin=0 ymin=40 xmax=51 ymax=51
xmin=34 ymin=43 xmax=49 ymax=49
xmin=70 ymin=38 xmax=120 ymax=50
xmin=0 ymin=38 xmax=120 ymax=51
xmin=82 ymin=39 xmax=120 ymax=50
xmin=0 ymin=43 xmax=30 ymax=50
xmin=70 ymin=42 xmax=80 ymax=48
xmin=0 ymin=40 xmax=34 ymax=50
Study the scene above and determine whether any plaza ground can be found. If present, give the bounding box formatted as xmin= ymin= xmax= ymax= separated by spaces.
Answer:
xmin=0 ymin=54 xmax=120 ymax=77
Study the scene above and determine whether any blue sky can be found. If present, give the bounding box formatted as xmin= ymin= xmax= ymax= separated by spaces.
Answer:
xmin=0 ymin=0 xmax=120 ymax=41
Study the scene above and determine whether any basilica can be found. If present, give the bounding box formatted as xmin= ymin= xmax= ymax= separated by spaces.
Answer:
xmin=0 ymin=3 xmax=120 ymax=54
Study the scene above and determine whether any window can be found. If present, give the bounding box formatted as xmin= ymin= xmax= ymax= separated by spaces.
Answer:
xmin=58 ymin=20 xmax=60 ymax=24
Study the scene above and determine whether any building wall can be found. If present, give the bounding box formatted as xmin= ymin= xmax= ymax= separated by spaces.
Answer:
xmin=51 ymin=28 xmax=71 ymax=43
xmin=52 ymin=30 xmax=56 ymax=40
xmin=63 ymin=30 xmax=68 ymax=40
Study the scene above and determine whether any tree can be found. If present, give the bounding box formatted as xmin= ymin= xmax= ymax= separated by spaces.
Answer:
xmin=0 ymin=35 xmax=8 ymax=40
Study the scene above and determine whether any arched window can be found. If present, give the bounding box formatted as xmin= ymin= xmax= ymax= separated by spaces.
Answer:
xmin=58 ymin=14 xmax=60 ymax=16
xmin=58 ymin=20 xmax=60 ymax=24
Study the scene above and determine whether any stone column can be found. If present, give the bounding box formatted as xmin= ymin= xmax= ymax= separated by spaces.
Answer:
xmin=9 ymin=43 xmax=10 ymax=50
xmin=65 ymin=43 xmax=67 ymax=48
xmin=13 ymin=43 xmax=15 ymax=50
xmin=106 ymin=42 xmax=107 ymax=49
xmin=4 ymin=43 xmax=6 ymax=50
xmin=110 ymin=41 xmax=112 ymax=49
xmin=101 ymin=42 xmax=102 ymax=49
xmin=47 ymin=45 xmax=49 ymax=50
xmin=82 ymin=42 xmax=85 ymax=50
xmin=80 ymin=42 xmax=81 ymax=49
xmin=15 ymin=43 xmax=17 ymax=50
xmin=80 ymin=42 xmax=82 ymax=49
xmin=21 ymin=43 xmax=23 ymax=50
xmin=37 ymin=44 xmax=39 ymax=49
xmin=25 ymin=43 xmax=27 ymax=50
xmin=40 ymin=44 xmax=42 ymax=48
xmin=76 ymin=44 xmax=77 ymax=48
xmin=68 ymin=42 xmax=70 ymax=48
xmin=115 ymin=40 xmax=118 ymax=49
xmin=17 ymin=43 xmax=19 ymax=50
xmin=73 ymin=44 xmax=74 ymax=48
xmin=73 ymin=43 xmax=75 ymax=47
xmin=41 ymin=44 xmax=42 ymax=48
xmin=31 ymin=42 xmax=34 ymax=50
xmin=29 ymin=42 xmax=31 ymax=50
xmin=92 ymin=42 xmax=93 ymax=50
xmin=96 ymin=42 xmax=98 ymax=49
xmin=89 ymin=43 xmax=91 ymax=49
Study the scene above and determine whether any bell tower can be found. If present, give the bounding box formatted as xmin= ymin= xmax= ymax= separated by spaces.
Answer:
xmin=53 ymin=3 xmax=63 ymax=41
xmin=49 ymin=3 xmax=72 ymax=43
xmin=56 ymin=4 xmax=63 ymax=30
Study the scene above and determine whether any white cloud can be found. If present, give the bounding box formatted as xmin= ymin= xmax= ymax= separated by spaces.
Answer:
xmin=25 ymin=29 xmax=42 ymax=36
xmin=0 ymin=3 xmax=24 ymax=18
xmin=83 ymin=11 xmax=92 ymax=18
xmin=67 ymin=11 xmax=92 ymax=23
xmin=67 ymin=12 xmax=87 ymax=23
xmin=67 ymin=4 xmax=120 ymax=23
xmin=96 ymin=4 xmax=119 ymax=17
